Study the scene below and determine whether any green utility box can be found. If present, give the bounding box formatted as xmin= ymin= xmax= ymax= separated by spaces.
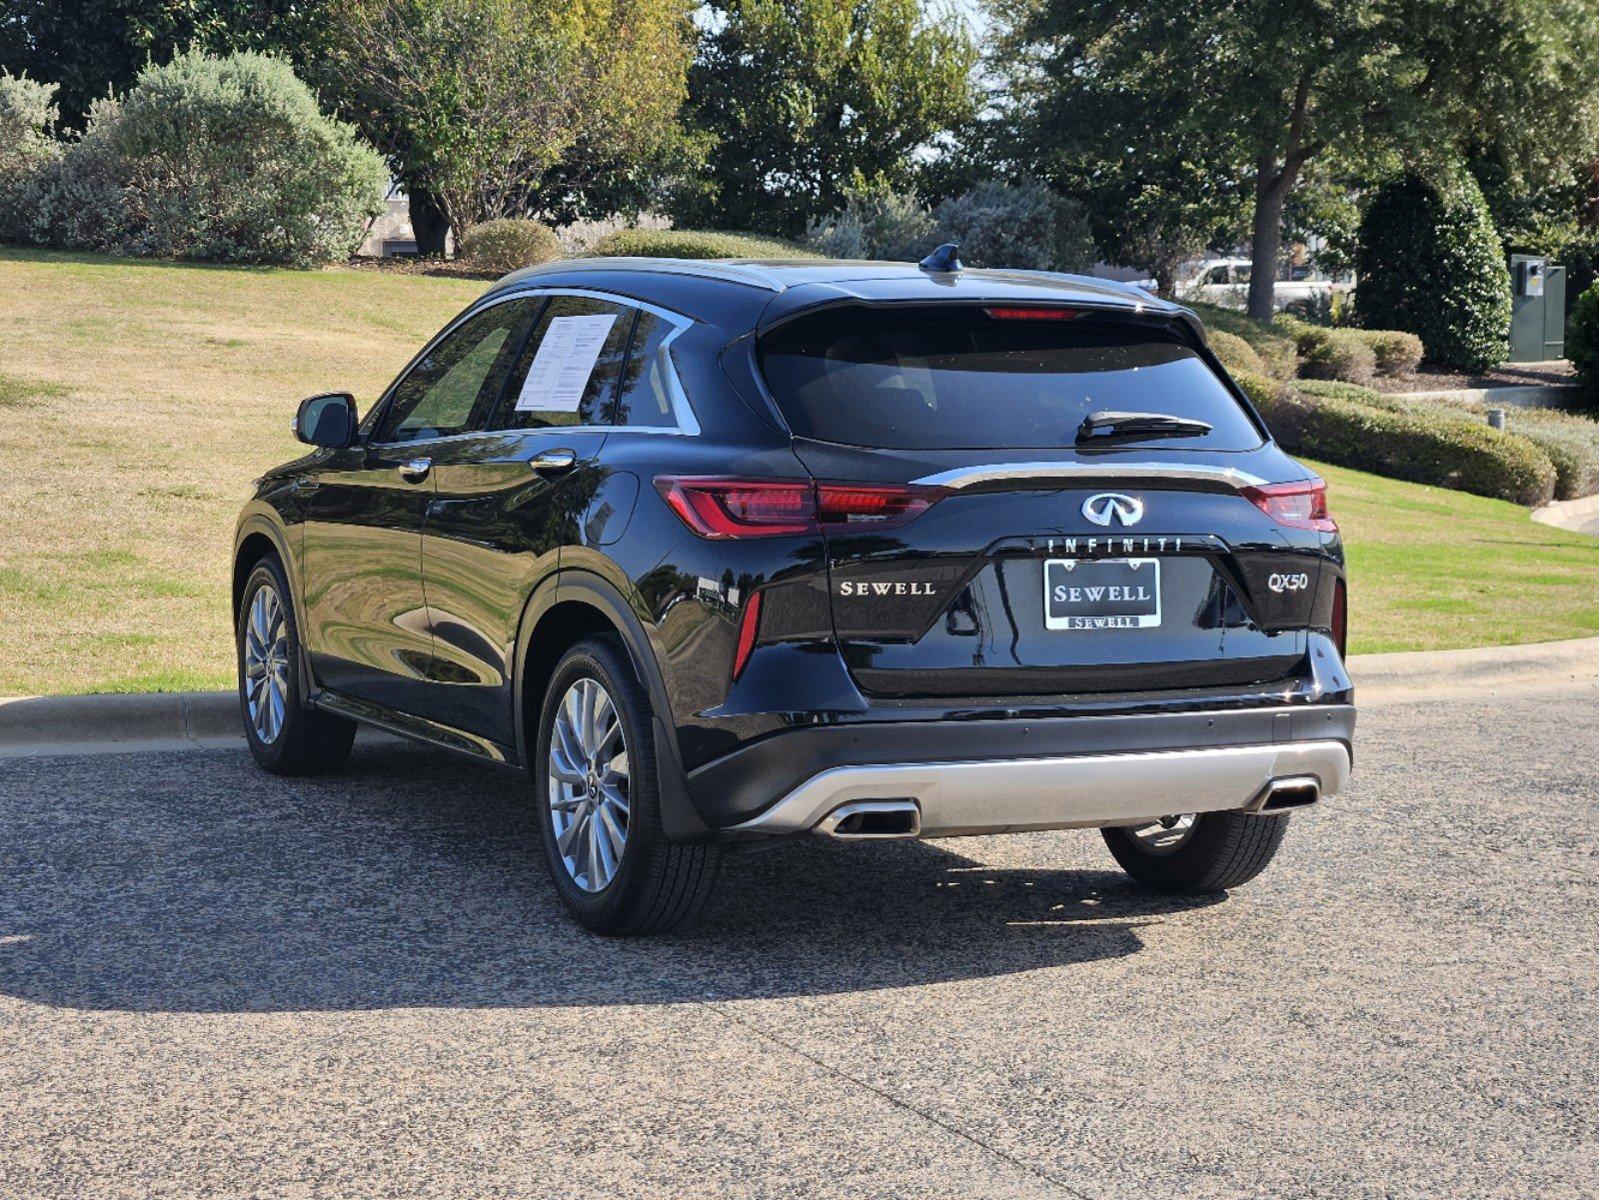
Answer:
xmin=1508 ymin=253 xmax=1566 ymax=362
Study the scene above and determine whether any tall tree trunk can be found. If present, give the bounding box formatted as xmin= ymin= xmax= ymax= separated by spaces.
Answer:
xmin=408 ymin=183 xmax=449 ymax=258
xmin=1247 ymin=162 xmax=1296 ymax=321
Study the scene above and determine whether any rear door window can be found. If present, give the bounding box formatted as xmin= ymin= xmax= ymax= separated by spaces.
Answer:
xmin=757 ymin=305 xmax=1262 ymax=451
xmin=491 ymin=296 xmax=635 ymax=430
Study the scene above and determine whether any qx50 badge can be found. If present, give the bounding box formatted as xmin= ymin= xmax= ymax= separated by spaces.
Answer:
xmin=1082 ymin=492 xmax=1144 ymax=527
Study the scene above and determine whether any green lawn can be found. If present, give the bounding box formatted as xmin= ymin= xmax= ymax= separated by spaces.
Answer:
xmin=1314 ymin=460 xmax=1599 ymax=653
xmin=0 ymin=248 xmax=1594 ymax=695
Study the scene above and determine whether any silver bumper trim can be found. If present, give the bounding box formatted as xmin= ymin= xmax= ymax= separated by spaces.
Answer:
xmin=728 ymin=740 xmax=1352 ymax=838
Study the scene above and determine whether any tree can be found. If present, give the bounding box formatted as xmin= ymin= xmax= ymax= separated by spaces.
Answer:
xmin=318 ymin=0 xmax=694 ymax=250
xmin=0 ymin=1 xmax=320 ymax=130
xmin=677 ymin=0 xmax=978 ymax=237
xmin=1357 ymin=171 xmax=1512 ymax=372
xmin=994 ymin=0 xmax=1599 ymax=320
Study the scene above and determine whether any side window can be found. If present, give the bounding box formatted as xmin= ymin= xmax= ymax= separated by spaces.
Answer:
xmin=376 ymin=299 xmax=536 ymax=443
xmin=492 ymin=296 xmax=635 ymax=430
xmin=607 ymin=310 xmax=680 ymax=428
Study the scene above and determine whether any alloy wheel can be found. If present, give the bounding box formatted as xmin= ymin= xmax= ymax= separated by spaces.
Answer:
xmin=548 ymin=677 xmax=630 ymax=892
xmin=1126 ymin=813 xmax=1197 ymax=856
xmin=243 ymin=584 xmax=290 ymax=745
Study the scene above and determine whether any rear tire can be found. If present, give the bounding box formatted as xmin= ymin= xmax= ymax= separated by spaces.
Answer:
xmin=236 ymin=555 xmax=355 ymax=776
xmin=533 ymin=635 xmax=720 ymax=935
xmin=1102 ymin=811 xmax=1288 ymax=893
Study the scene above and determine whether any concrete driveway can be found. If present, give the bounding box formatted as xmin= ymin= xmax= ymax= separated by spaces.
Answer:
xmin=1 ymin=683 xmax=1595 ymax=1199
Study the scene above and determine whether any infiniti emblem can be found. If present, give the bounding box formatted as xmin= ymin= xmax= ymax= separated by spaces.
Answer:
xmin=1082 ymin=492 xmax=1145 ymax=527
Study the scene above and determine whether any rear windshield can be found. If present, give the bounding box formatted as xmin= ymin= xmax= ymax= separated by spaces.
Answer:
xmin=757 ymin=305 xmax=1263 ymax=451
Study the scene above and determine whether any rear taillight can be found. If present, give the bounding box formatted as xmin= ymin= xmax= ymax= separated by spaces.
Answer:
xmin=1241 ymin=479 xmax=1337 ymax=533
xmin=655 ymin=477 xmax=943 ymax=539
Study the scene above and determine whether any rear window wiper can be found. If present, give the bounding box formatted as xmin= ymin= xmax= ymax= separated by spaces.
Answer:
xmin=1076 ymin=410 xmax=1214 ymax=444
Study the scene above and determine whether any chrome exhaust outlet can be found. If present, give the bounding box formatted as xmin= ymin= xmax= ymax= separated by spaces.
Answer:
xmin=1249 ymin=775 xmax=1321 ymax=815
xmin=814 ymin=800 xmax=922 ymax=840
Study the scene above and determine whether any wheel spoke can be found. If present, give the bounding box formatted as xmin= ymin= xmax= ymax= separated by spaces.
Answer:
xmin=546 ymin=674 xmax=629 ymax=893
xmin=558 ymin=804 xmax=589 ymax=858
xmin=600 ymin=783 xmax=629 ymax=815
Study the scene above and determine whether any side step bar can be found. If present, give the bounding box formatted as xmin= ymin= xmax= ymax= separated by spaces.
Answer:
xmin=732 ymin=740 xmax=1351 ymax=840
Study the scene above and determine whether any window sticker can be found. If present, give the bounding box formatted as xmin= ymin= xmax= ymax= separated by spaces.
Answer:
xmin=514 ymin=314 xmax=619 ymax=413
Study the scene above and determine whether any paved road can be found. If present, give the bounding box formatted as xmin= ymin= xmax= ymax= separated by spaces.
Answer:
xmin=1 ymin=684 xmax=1595 ymax=1199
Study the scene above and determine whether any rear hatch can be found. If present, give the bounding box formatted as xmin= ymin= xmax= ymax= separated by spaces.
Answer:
xmin=757 ymin=301 xmax=1330 ymax=698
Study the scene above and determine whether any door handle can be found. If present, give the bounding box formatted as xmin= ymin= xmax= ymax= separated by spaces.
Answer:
xmin=398 ymin=457 xmax=432 ymax=483
xmin=290 ymin=477 xmax=321 ymax=495
xmin=528 ymin=448 xmax=578 ymax=475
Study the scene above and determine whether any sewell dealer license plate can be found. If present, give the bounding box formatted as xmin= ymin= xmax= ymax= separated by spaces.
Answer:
xmin=1044 ymin=558 xmax=1162 ymax=630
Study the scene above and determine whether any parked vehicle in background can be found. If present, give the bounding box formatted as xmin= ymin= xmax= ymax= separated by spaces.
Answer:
xmin=1177 ymin=258 xmax=1341 ymax=313
xmin=233 ymin=251 xmax=1355 ymax=935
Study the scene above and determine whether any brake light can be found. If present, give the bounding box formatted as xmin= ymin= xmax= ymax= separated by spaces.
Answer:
xmin=984 ymin=306 xmax=1082 ymax=321
xmin=655 ymin=478 xmax=943 ymax=538
xmin=1241 ymin=479 xmax=1337 ymax=533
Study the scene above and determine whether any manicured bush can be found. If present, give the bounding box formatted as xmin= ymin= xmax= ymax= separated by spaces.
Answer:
xmin=1192 ymin=303 xmax=1298 ymax=380
xmin=27 ymin=52 xmax=387 ymax=266
xmin=458 ymin=219 xmax=562 ymax=274
xmin=588 ymin=228 xmax=822 ymax=260
xmin=1496 ymin=406 xmax=1599 ymax=499
xmin=1296 ymin=326 xmax=1377 ymax=386
xmin=1568 ymin=283 xmax=1599 ymax=394
xmin=1356 ymin=171 xmax=1511 ymax=373
xmin=0 ymin=72 xmax=61 ymax=242
xmin=931 ymin=177 xmax=1095 ymax=272
xmin=803 ymin=183 xmax=937 ymax=261
xmin=1208 ymin=330 xmax=1265 ymax=377
xmin=1350 ymin=328 xmax=1425 ymax=376
xmin=1273 ymin=380 xmax=1556 ymax=506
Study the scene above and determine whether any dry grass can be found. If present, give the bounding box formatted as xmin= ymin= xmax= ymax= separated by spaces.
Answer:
xmin=0 ymin=248 xmax=481 ymax=695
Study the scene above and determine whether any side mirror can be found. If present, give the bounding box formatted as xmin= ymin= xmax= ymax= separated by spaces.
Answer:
xmin=294 ymin=392 xmax=358 ymax=449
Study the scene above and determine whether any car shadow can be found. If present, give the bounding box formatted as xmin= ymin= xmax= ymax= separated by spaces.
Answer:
xmin=0 ymin=737 xmax=1221 ymax=1013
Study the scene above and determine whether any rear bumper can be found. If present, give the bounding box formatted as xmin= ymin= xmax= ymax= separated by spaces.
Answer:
xmin=728 ymin=738 xmax=1351 ymax=838
xmin=689 ymin=702 xmax=1355 ymax=835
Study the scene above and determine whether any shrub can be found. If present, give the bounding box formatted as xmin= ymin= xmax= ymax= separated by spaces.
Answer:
xmin=0 ymin=72 xmax=61 ymax=241
xmin=803 ymin=182 xmax=937 ymax=261
xmin=588 ymin=228 xmax=822 ymax=260
xmin=458 ymin=219 xmax=562 ymax=274
xmin=1496 ymin=406 xmax=1599 ymax=500
xmin=1296 ymin=326 xmax=1377 ymax=386
xmin=1272 ymin=380 xmax=1556 ymax=505
xmin=1192 ymin=302 xmax=1298 ymax=380
xmin=1356 ymin=171 xmax=1511 ymax=373
xmin=1569 ymin=283 xmax=1599 ymax=394
xmin=31 ymin=52 xmax=387 ymax=266
xmin=931 ymin=177 xmax=1095 ymax=272
xmin=1349 ymin=329 xmax=1424 ymax=376
xmin=1208 ymin=330 xmax=1265 ymax=377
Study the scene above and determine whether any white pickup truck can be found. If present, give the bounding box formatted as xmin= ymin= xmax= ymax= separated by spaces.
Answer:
xmin=1175 ymin=258 xmax=1340 ymax=312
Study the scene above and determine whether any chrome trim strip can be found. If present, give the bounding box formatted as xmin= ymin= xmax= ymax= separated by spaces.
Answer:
xmin=729 ymin=740 xmax=1351 ymax=838
xmin=493 ymin=257 xmax=790 ymax=293
xmin=909 ymin=461 xmax=1270 ymax=492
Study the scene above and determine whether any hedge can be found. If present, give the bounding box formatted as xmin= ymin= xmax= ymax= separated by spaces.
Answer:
xmin=459 ymin=219 xmax=562 ymax=274
xmin=1207 ymin=330 xmax=1265 ymax=377
xmin=1296 ymin=327 xmax=1377 ymax=386
xmin=1497 ymin=406 xmax=1599 ymax=500
xmin=1569 ymin=282 xmax=1599 ymax=393
xmin=588 ymin=228 xmax=822 ymax=260
xmin=1239 ymin=374 xmax=1557 ymax=506
xmin=1191 ymin=302 xmax=1298 ymax=379
xmin=1349 ymin=329 xmax=1424 ymax=376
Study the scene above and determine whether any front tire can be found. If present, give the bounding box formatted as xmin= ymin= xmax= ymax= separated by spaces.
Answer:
xmin=533 ymin=636 xmax=719 ymax=935
xmin=236 ymin=555 xmax=355 ymax=775
xmin=1102 ymin=811 xmax=1289 ymax=893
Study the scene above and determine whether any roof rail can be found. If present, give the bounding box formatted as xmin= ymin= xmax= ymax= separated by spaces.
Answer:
xmin=494 ymin=257 xmax=790 ymax=293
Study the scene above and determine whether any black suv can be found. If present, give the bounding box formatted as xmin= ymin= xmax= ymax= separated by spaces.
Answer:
xmin=233 ymin=253 xmax=1354 ymax=934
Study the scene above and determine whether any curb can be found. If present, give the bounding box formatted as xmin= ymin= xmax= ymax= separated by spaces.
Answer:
xmin=5 ymin=636 xmax=1599 ymax=758
xmin=1393 ymin=383 xmax=1584 ymax=410
xmin=1531 ymin=492 xmax=1599 ymax=534
xmin=0 ymin=691 xmax=242 ymax=757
